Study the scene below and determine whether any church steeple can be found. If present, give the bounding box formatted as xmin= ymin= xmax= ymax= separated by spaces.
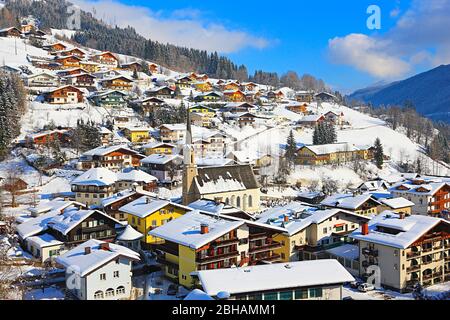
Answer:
xmin=182 ymin=107 xmax=198 ymax=205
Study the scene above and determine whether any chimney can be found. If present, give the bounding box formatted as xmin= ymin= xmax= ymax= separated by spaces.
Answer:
xmin=100 ymin=242 xmax=110 ymax=251
xmin=214 ymin=197 xmax=222 ymax=205
xmin=200 ymin=223 xmax=209 ymax=234
xmin=283 ymin=215 xmax=289 ymax=223
xmin=361 ymin=222 xmax=369 ymax=236
xmin=399 ymin=212 xmax=406 ymax=220
xmin=84 ymin=247 xmax=91 ymax=255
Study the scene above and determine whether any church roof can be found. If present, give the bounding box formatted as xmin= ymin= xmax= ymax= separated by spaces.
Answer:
xmin=194 ymin=165 xmax=259 ymax=195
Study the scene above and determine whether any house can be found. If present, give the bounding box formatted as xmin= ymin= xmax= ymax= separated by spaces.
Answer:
xmin=99 ymin=127 xmax=113 ymax=146
xmin=296 ymin=143 xmax=368 ymax=165
xmin=226 ymin=112 xmax=259 ymax=127
xmin=90 ymin=90 xmax=128 ymax=108
xmin=116 ymin=169 xmax=158 ymax=192
xmin=122 ymin=126 xmax=152 ymax=143
xmin=142 ymin=142 xmax=176 ymax=156
xmin=56 ymin=240 xmax=140 ymax=300
xmin=54 ymin=48 xmax=86 ymax=58
xmin=0 ymin=65 xmax=22 ymax=75
xmin=77 ymin=145 xmax=143 ymax=171
xmin=145 ymin=86 xmax=175 ymax=99
xmin=315 ymin=92 xmax=337 ymax=103
xmin=297 ymin=114 xmax=325 ymax=127
xmin=223 ymin=90 xmax=245 ymax=102
xmin=1 ymin=178 xmax=28 ymax=192
xmin=190 ymin=112 xmax=214 ymax=128
xmin=295 ymin=91 xmax=314 ymax=103
xmin=175 ymin=75 xmax=193 ymax=89
xmin=43 ymin=85 xmax=84 ymax=104
xmin=0 ymin=27 xmax=22 ymax=37
xmin=120 ymin=61 xmax=144 ymax=72
xmin=192 ymin=132 xmax=227 ymax=158
xmin=140 ymin=154 xmax=183 ymax=185
xmin=321 ymin=193 xmax=382 ymax=216
xmin=20 ymin=24 xmax=34 ymax=34
xmin=223 ymin=102 xmax=257 ymax=113
xmin=390 ymin=179 xmax=450 ymax=216
xmin=25 ymin=72 xmax=59 ymax=87
xmin=62 ymin=73 xmax=96 ymax=88
xmin=189 ymin=105 xmax=216 ymax=118
xmin=193 ymin=259 xmax=354 ymax=300
xmin=148 ymin=63 xmax=159 ymax=74
xmin=116 ymin=225 xmax=143 ymax=252
xmin=241 ymin=82 xmax=258 ymax=92
xmin=193 ymin=91 xmax=221 ymax=102
xmin=55 ymin=55 xmax=82 ymax=69
xmin=193 ymin=81 xmax=213 ymax=92
xmin=159 ymin=123 xmax=186 ymax=143
xmin=119 ymin=195 xmax=192 ymax=247
xmin=350 ymin=212 xmax=450 ymax=292
xmin=79 ymin=61 xmax=101 ymax=73
xmin=100 ymin=76 xmax=134 ymax=91
xmin=286 ymin=102 xmax=308 ymax=114
xmin=296 ymin=191 xmax=326 ymax=204
xmin=43 ymin=42 xmax=68 ymax=52
xmin=101 ymin=188 xmax=155 ymax=221
xmin=25 ymin=129 xmax=69 ymax=147
xmin=136 ymin=97 xmax=165 ymax=117
xmin=56 ymin=67 xmax=87 ymax=77
xmin=256 ymin=202 xmax=370 ymax=262
xmin=378 ymin=197 xmax=415 ymax=215
xmin=71 ymin=168 xmax=118 ymax=207
xmin=357 ymin=180 xmax=390 ymax=193
xmin=267 ymin=90 xmax=284 ymax=101
xmin=221 ymin=81 xmax=240 ymax=91
xmin=91 ymin=52 xmax=119 ymax=68
xmin=324 ymin=110 xmax=345 ymax=126
xmin=149 ymin=211 xmax=283 ymax=287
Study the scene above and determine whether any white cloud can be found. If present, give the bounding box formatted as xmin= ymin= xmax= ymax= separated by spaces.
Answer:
xmin=328 ymin=0 xmax=450 ymax=79
xmin=328 ymin=34 xmax=411 ymax=79
xmin=71 ymin=0 xmax=270 ymax=53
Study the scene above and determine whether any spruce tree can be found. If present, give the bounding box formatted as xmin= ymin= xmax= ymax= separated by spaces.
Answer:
xmin=285 ymin=130 xmax=297 ymax=166
xmin=374 ymin=137 xmax=384 ymax=169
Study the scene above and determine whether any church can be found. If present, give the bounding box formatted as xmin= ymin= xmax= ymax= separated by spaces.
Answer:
xmin=182 ymin=112 xmax=261 ymax=212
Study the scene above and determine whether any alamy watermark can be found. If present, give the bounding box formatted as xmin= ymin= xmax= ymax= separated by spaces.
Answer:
xmin=66 ymin=5 xmax=81 ymax=30
xmin=367 ymin=5 xmax=382 ymax=30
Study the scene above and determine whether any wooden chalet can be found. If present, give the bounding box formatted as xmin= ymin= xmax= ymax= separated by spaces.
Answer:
xmin=223 ymin=90 xmax=245 ymax=102
xmin=0 ymin=27 xmax=22 ymax=38
xmin=100 ymin=76 xmax=133 ymax=91
xmin=63 ymin=73 xmax=96 ymax=87
xmin=91 ymin=52 xmax=119 ymax=67
xmin=43 ymin=42 xmax=68 ymax=52
xmin=55 ymin=55 xmax=82 ymax=69
xmin=43 ymin=86 xmax=84 ymax=104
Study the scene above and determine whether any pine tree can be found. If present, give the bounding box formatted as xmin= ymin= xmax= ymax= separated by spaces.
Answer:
xmin=285 ymin=130 xmax=297 ymax=166
xmin=374 ymin=137 xmax=384 ymax=169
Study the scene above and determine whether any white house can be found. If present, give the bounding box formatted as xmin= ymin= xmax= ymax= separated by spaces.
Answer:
xmin=56 ymin=239 xmax=140 ymax=300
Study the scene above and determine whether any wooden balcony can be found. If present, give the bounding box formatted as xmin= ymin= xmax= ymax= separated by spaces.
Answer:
xmin=249 ymin=232 xmax=268 ymax=241
xmin=406 ymin=265 xmax=420 ymax=273
xmin=249 ymin=242 xmax=282 ymax=254
xmin=407 ymin=251 xmax=421 ymax=259
xmin=362 ymin=248 xmax=379 ymax=257
xmin=211 ymin=238 xmax=240 ymax=248
xmin=196 ymin=251 xmax=239 ymax=264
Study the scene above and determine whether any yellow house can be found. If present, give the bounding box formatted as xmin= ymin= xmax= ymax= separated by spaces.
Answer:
xmin=321 ymin=193 xmax=382 ymax=216
xmin=142 ymin=142 xmax=176 ymax=156
xmin=189 ymin=106 xmax=216 ymax=118
xmin=193 ymin=82 xmax=213 ymax=92
xmin=378 ymin=197 xmax=415 ymax=215
xmin=79 ymin=61 xmax=100 ymax=73
xmin=123 ymin=126 xmax=151 ymax=143
xmin=119 ymin=196 xmax=191 ymax=247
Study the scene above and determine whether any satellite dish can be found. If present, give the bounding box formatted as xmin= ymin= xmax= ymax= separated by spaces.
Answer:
xmin=217 ymin=291 xmax=231 ymax=300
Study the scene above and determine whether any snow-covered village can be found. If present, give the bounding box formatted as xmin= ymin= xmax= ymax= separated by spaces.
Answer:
xmin=0 ymin=0 xmax=449 ymax=304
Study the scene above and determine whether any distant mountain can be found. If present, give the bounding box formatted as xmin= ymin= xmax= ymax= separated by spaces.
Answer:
xmin=348 ymin=65 xmax=450 ymax=122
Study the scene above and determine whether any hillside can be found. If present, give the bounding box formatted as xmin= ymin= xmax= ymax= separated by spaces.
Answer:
xmin=348 ymin=65 xmax=450 ymax=122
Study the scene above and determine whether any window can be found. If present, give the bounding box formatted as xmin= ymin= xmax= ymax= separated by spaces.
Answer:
xmin=295 ymin=289 xmax=308 ymax=300
xmin=279 ymin=291 xmax=293 ymax=300
xmin=309 ymin=288 xmax=323 ymax=298
xmin=105 ymin=288 xmax=115 ymax=297
xmin=248 ymin=195 xmax=253 ymax=207
xmin=323 ymin=227 xmax=328 ymax=234
xmin=94 ymin=290 xmax=104 ymax=299
xmin=116 ymin=286 xmax=125 ymax=295
xmin=100 ymin=273 xmax=106 ymax=280
xmin=263 ymin=292 xmax=278 ymax=300
xmin=113 ymin=271 xmax=119 ymax=278
xmin=247 ymin=293 xmax=263 ymax=300
xmin=236 ymin=196 xmax=241 ymax=208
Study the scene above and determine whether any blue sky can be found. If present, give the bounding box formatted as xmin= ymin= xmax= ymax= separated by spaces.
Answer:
xmin=73 ymin=0 xmax=450 ymax=93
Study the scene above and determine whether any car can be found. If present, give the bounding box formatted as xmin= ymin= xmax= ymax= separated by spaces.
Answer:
xmin=343 ymin=296 xmax=354 ymax=300
xmin=358 ymin=283 xmax=375 ymax=292
xmin=167 ymin=284 xmax=178 ymax=296
xmin=349 ymin=281 xmax=363 ymax=289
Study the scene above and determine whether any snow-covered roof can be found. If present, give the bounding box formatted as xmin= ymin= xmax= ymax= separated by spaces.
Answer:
xmin=149 ymin=211 xmax=245 ymax=249
xmin=17 ymin=209 xmax=63 ymax=239
xmin=140 ymin=154 xmax=182 ymax=165
xmin=101 ymin=189 xmax=157 ymax=207
xmin=326 ymin=244 xmax=359 ymax=261
xmin=321 ymin=193 xmax=380 ymax=210
xmin=82 ymin=144 xmax=135 ymax=157
xmin=300 ymin=143 xmax=359 ymax=155
xmin=119 ymin=196 xmax=171 ymax=218
xmin=298 ymin=114 xmax=324 ymax=122
xmin=358 ymin=180 xmax=389 ymax=191
xmin=28 ymin=198 xmax=80 ymax=215
xmin=27 ymin=233 xmax=63 ymax=249
xmin=159 ymin=123 xmax=185 ymax=131
xmin=350 ymin=211 xmax=449 ymax=249
xmin=390 ymin=180 xmax=449 ymax=196
xmin=117 ymin=169 xmax=157 ymax=184
xmin=194 ymin=259 xmax=354 ymax=296
xmin=380 ymin=197 xmax=415 ymax=209
xmin=71 ymin=168 xmax=117 ymax=186
xmin=195 ymin=157 xmax=234 ymax=167
xmin=184 ymin=289 xmax=214 ymax=300
xmin=142 ymin=141 xmax=176 ymax=149
xmin=116 ymin=225 xmax=143 ymax=241
xmin=55 ymin=239 xmax=140 ymax=277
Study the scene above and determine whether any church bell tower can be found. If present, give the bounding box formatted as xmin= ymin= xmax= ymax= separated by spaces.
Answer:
xmin=182 ymin=108 xmax=198 ymax=205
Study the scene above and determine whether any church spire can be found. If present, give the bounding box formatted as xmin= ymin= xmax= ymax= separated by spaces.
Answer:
xmin=182 ymin=107 xmax=198 ymax=205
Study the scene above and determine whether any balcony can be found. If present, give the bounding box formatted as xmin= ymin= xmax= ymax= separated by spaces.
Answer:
xmin=423 ymin=273 xmax=433 ymax=280
xmin=211 ymin=238 xmax=240 ymax=248
xmin=249 ymin=232 xmax=268 ymax=241
xmin=249 ymin=242 xmax=282 ymax=254
xmin=407 ymin=251 xmax=421 ymax=259
xmin=406 ymin=265 xmax=420 ymax=273
xmin=156 ymin=255 xmax=179 ymax=269
xmin=422 ymin=247 xmax=433 ymax=253
xmin=362 ymin=248 xmax=379 ymax=257
xmin=259 ymin=254 xmax=282 ymax=262
xmin=196 ymin=250 xmax=239 ymax=264
xmin=154 ymin=244 xmax=178 ymax=256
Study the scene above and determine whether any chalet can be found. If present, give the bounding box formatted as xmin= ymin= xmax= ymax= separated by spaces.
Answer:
xmin=56 ymin=67 xmax=86 ymax=77
xmin=324 ymin=110 xmax=345 ymax=126
xmin=79 ymin=61 xmax=101 ymax=73
xmin=90 ymin=90 xmax=128 ymax=108
xmin=0 ymin=27 xmax=22 ymax=38
xmin=20 ymin=24 xmax=34 ymax=34
xmin=296 ymin=191 xmax=326 ymax=205
xmin=297 ymin=114 xmax=325 ymax=127
xmin=296 ymin=142 xmax=366 ymax=165
xmin=140 ymin=154 xmax=183 ymax=185
xmin=120 ymin=61 xmax=144 ymax=72
xmin=28 ymin=29 xmax=47 ymax=41
xmin=357 ymin=180 xmax=390 ymax=193
xmin=25 ymin=72 xmax=59 ymax=87
xmin=315 ymin=92 xmax=337 ymax=103
xmin=101 ymin=188 xmax=157 ymax=221
xmin=321 ymin=193 xmax=382 ymax=216
xmin=71 ymin=168 xmax=118 ymax=207
xmin=142 ymin=142 xmax=176 ymax=156
xmin=25 ymin=129 xmax=69 ymax=147
xmin=148 ymin=63 xmax=159 ymax=74
xmin=116 ymin=225 xmax=143 ymax=252
xmin=56 ymin=240 xmax=140 ymax=300
xmin=54 ymin=48 xmax=86 ymax=58
xmin=223 ymin=102 xmax=257 ymax=113
xmin=241 ymin=82 xmax=258 ymax=92
xmin=62 ymin=73 xmax=96 ymax=87
xmin=119 ymin=195 xmax=192 ymax=246
xmin=43 ymin=42 xmax=68 ymax=52
xmin=91 ymin=52 xmax=119 ymax=68
xmin=190 ymin=112 xmax=214 ymax=128
xmin=193 ymin=81 xmax=213 ymax=92
xmin=54 ymin=55 xmax=82 ymax=69
xmin=189 ymin=105 xmax=216 ymax=117
xmin=122 ymin=126 xmax=152 ymax=143
xmin=77 ymin=145 xmax=144 ymax=171
xmin=175 ymin=75 xmax=194 ymax=89
xmin=267 ymin=90 xmax=284 ymax=101
xmin=390 ymin=179 xmax=450 ymax=216
xmin=193 ymin=260 xmax=354 ymax=300
xmin=226 ymin=112 xmax=259 ymax=127
xmin=159 ymin=123 xmax=186 ymax=143
xmin=116 ymin=169 xmax=158 ymax=192
xmin=99 ymin=127 xmax=113 ymax=146
xmin=0 ymin=65 xmax=22 ymax=75
xmin=223 ymin=90 xmax=245 ymax=102
xmin=150 ymin=211 xmax=283 ymax=288
xmin=192 ymin=132 xmax=227 ymax=158
xmin=193 ymin=91 xmax=221 ymax=102
xmin=43 ymin=85 xmax=84 ymax=104
xmin=286 ymin=102 xmax=308 ymax=114
xmin=221 ymin=81 xmax=240 ymax=91
xmin=190 ymin=73 xmax=208 ymax=82
xmin=2 ymin=177 xmax=28 ymax=193
xmin=295 ymin=91 xmax=314 ymax=103
xmin=350 ymin=212 xmax=450 ymax=292
xmin=378 ymin=197 xmax=415 ymax=215
xmin=100 ymin=76 xmax=134 ymax=91
xmin=145 ymin=86 xmax=175 ymax=99
xmin=135 ymin=97 xmax=165 ymax=117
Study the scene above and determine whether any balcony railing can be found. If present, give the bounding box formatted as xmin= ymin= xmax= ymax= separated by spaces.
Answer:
xmin=249 ymin=232 xmax=268 ymax=241
xmin=407 ymin=251 xmax=421 ymax=259
xmin=362 ymin=248 xmax=379 ymax=256
xmin=406 ymin=265 xmax=420 ymax=273
xmin=249 ymin=242 xmax=282 ymax=254
xmin=196 ymin=250 xmax=239 ymax=264
xmin=211 ymin=238 xmax=240 ymax=248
